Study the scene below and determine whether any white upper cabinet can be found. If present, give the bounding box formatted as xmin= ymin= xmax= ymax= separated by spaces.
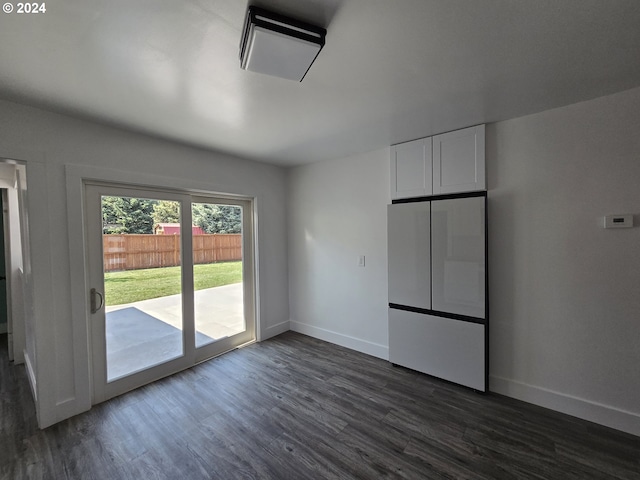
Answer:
xmin=391 ymin=125 xmax=485 ymax=199
xmin=433 ymin=125 xmax=485 ymax=194
xmin=390 ymin=137 xmax=433 ymax=200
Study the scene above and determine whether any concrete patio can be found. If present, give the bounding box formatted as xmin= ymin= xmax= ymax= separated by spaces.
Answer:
xmin=105 ymin=282 xmax=244 ymax=380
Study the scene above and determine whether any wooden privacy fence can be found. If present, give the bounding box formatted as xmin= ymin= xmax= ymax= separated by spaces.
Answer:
xmin=103 ymin=234 xmax=242 ymax=272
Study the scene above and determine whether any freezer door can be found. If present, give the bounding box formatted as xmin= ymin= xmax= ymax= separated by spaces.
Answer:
xmin=431 ymin=196 xmax=485 ymax=319
xmin=389 ymin=308 xmax=486 ymax=391
xmin=388 ymin=202 xmax=431 ymax=310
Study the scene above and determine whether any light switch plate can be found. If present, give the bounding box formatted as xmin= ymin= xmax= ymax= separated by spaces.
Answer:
xmin=358 ymin=255 xmax=365 ymax=267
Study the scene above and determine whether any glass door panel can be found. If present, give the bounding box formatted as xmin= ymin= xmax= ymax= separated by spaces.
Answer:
xmin=101 ymin=195 xmax=184 ymax=381
xmin=192 ymin=202 xmax=245 ymax=348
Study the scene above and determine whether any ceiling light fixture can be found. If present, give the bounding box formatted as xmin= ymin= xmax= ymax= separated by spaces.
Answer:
xmin=239 ymin=6 xmax=327 ymax=82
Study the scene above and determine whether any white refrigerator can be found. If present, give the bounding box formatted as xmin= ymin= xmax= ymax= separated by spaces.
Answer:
xmin=388 ymin=192 xmax=487 ymax=391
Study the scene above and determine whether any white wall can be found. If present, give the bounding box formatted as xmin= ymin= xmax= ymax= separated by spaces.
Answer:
xmin=287 ymin=86 xmax=640 ymax=436
xmin=0 ymin=99 xmax=289 ymax=427
xmin=487 ymin=86 xmax=640 ymax=436
xmin=288 ymin=149 xmax=390 ymax=359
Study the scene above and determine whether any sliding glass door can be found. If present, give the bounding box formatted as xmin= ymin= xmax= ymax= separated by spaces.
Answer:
xmin=85 ymin=184 xmax=254 ymax=404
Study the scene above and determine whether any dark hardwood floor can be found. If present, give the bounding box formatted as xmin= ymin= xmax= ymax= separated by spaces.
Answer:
xmin=1 ymin=331 xmax=639 ymax=479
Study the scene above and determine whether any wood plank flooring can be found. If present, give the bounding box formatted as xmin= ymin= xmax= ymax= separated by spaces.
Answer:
xmin=1 ymin=331 xmax=639 ymax=479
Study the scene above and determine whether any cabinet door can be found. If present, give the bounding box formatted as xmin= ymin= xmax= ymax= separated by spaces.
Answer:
xmin=433 ymin=125 xmax=485 ymax=194
xmin=390 ymin=137 xmax=433 ymax=199
xmin=389 ymin=309 xmax=486 ymax=391
xmin=431 ymin=196 xmax=485 ymax=319
xmin=388 ymin=202 xmax=431 ymax=310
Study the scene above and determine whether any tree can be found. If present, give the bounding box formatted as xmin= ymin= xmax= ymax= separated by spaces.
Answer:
xmin=152 ymin=200 xmax=180 ymax=225
xmin=192 ymin=203 xmax=241 ymax=234
xmin=101 ymin=197 xmax=242 ymax=235
xmin=101 ymin=196 xmax=156 ymax=234
xmin=216 ymin=205 xmax=242 ymax=234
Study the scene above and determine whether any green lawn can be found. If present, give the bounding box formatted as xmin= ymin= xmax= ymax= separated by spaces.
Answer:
xmin=104 ymin=261 xmax=242 ymax=306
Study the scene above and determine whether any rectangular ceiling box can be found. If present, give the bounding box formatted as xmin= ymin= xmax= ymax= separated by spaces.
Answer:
xmin=239 ymin=6 xmax=327 ymax=82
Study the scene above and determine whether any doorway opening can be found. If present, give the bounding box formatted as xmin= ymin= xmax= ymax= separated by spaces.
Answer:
xmin=0 ymin=161 xmax=30 ymax=369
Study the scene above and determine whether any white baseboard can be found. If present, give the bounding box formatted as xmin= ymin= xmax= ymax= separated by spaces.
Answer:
xmin=261 ymin=320 xmax=290 ymax=341
xmin=490 ymin=375 xmax=640 ymax=437
xmin=24 ymin=350 xmax=37 ymax=402
xmin=290 ymin=320 xmax=389 ymax=360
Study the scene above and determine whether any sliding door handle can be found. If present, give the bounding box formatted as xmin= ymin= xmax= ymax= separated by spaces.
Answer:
xmin=90 ymin=288 xmax=104 ymax=314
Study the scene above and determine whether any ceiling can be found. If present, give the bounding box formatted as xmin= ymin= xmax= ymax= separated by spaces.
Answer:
xmin=1 ymin=0 xmax=640 ymax=166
